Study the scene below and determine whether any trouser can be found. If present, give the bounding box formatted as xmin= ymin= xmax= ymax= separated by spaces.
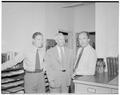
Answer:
xmin=24 ymin=71 xmax=45 ymax=93
xmin=49 ymin=72 xmax=69 ymax=93
xmin=69 ymin=79 xmax=75 ymax=93
xmin=50 ymin=85 xmax=69 ymax=93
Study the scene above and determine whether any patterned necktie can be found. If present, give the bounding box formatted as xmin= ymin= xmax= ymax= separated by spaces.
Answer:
xmin=74 ymin=48 xmax=84 ymax=72
xmin=35 ymin=49 xmax=40 ymax=71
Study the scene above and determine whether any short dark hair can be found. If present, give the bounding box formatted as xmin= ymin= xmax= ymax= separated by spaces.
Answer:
xmin=32 ymin=32 xmax=43 ymax=39
xmin=79 ymin=31 xmax=89 ymax=38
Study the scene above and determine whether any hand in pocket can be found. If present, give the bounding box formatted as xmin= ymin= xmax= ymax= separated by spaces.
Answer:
xmin=50 ymin=79 xmax=61 ymax=88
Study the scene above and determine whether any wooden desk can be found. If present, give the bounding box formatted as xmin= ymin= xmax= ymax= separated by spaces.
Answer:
xmin=73 ymin=72 xmax=118 ymax=94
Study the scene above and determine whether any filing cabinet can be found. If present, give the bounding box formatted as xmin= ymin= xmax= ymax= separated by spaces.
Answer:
xmin=75 ymin=83 xmax=112 ymax=94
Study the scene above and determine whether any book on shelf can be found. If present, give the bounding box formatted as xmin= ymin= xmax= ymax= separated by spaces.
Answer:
xmin=2 ymin=53 xmax=8 ymax=63
xmin=106 ymin=57 xmax=118 ymax=77
xmin=110 ymin=58 xmax=114 ymax=76
xmin=2 ymin=51 xmax=17 ymax=63
xmin=113 ymin=57 xmax=117 ymax=76
xmin=107 ymin=57 xmax=111 ymax=76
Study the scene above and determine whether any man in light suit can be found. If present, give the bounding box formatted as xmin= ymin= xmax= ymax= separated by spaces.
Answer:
xmin=44 ymin=33 xmax=74 ymax=93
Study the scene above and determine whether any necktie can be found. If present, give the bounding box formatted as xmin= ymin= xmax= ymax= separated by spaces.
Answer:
xmin=35 ymin=49 xmax=40 ymax=71
xmin=74 ymin=48 xmax=84 ymax=72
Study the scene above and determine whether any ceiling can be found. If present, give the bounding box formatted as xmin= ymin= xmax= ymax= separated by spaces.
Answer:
xmin=67 ymin=3 xmax=95 ymax=8
xmin=51 ymin=2 xmax=95 ymax=8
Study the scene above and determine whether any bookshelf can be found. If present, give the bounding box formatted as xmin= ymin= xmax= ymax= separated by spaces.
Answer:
xmin=1 ymin=62 xmax=25 ymax=94
xmin=1 ymin=52 xmax=50 ymax=93
xmin=1 ymin=52 xmax=25 ymax=94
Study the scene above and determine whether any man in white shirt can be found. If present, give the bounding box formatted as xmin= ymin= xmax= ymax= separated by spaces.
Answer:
xmin=2 ymin=32 xmax=46 ymax=93
xmin=44 ymin=33 xmax=74 ymax=93
xmin=73 ymin=31 xmax=97 ymax=76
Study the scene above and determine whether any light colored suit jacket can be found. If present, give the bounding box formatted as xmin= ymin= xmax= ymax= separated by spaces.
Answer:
xmin=44 ymin=46 xmax=74 ymax=87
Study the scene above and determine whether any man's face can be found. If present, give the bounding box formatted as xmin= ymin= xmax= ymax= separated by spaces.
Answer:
xmin=79 ymin=33 xmax=90 ymax=48
xmin=33 ymin=35 xmax=43 ymax=48
xmin=56 ymin=35 xmax=65 ymax=47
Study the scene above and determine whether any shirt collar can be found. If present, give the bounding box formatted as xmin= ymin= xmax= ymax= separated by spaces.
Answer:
xmin=56 ymin=45 xmax=64 ymax=49
xmin=82 ymin=44 xmax=90 ymax=49
xmin=32 ymin=45 xmax=44 ymax=52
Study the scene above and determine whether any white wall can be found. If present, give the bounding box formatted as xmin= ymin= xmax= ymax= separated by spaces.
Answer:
xmin=72 ymin=3 xmax=95 ymax=57
xmin=45 ymin=3 xmax=73 ymax=39
xmin=95 ymin=3 xmax=119 ymax=58
xmin=2 ymin=3 xmax=73 ymax=52
xmin=2 ymin=2 xmax=119 ymax=58
xmin=2 ymin=3 xmax=46 ymax=52
xmin=73 ymin=3 xmax=95 ymax=33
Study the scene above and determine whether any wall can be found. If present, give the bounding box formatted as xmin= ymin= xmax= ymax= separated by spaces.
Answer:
xmin=73 ymin=3 xmax=95 ymax=33
xmin=72 ymin=3 xmax=95 ymax=57
xmin=95 ymin=3 xmax=119 ymax=58
xmin=2 ymin=3 xmax=73 ymax=52
xmin=2 ymin=3 xmax=46 ymax=52
xmin=2 ymin=2 xmax=119 ymax=58
xmin=45 ymin=3 xmax=73 ymax=39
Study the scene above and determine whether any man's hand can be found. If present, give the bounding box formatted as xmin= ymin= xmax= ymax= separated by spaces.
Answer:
xmin=72 ymin=72 xmax=76 ymax=79
xmin=49 ymin=80 xmax=61 ymax=88
xmin=1 ymin=60 xmax=17 ymax=71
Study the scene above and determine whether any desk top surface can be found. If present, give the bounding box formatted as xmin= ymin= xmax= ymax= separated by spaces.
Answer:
xmin=73 ymin=72 xmax=118 ymax=89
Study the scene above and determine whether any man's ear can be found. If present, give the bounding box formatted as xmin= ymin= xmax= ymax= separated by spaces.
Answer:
xmin=32 ymin=40 xmax=35 ymax=45
xmin=88 ymin=39 xmax=90 ymax=42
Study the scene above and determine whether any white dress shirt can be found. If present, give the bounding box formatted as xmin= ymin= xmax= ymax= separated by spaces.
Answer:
xmin=56 ymin=45 xmax=65 ymax=62
xmin=74 ymin=44 xmax=97 ymax=75
xmin=2 ymin=45 xmax=46 ymax=71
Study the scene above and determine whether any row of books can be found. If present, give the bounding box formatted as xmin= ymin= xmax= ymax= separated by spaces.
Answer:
xmin=2 ymin=51 xmax=17 ymax=63
xmin=106 ymin=57 xmax=118 ymax=77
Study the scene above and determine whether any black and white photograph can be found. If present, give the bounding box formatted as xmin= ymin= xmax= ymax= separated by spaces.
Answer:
xmin=1 ymin=1 xmax=119 ymax=94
